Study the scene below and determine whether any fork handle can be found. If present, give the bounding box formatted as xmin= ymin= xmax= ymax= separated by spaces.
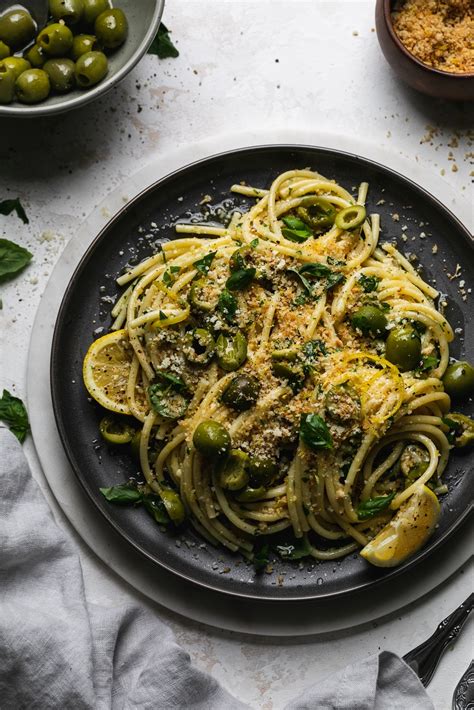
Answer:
xmin=403 ymin=593 xmax=474 ymax=687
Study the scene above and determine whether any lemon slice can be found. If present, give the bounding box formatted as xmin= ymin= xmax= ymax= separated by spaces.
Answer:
xmin=83 ymin=330 xmax=133 ymax=415
xmin=360 ymin=486 xmax=440 ymax=567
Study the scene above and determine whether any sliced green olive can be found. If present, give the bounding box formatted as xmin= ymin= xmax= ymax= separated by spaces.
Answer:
xmin=400 ymin=443 xmax=429 ymax=477
xmin=442 ymin=361 xmax=474 ymax=399
xmin=216 ymin=331 xmax=248 ymax=371
xmin=159 ymin=488 xmax=186 ymax=525
xmin=296 ymin=196 xmax=336 ymax=234
xmin=325 ymin=384 xmax=361 ymax=424
xmin=271 ymin=348 xmax=299 ymax=362
xmin=218 ymin=449 xmax=249 ymax=491
xmin=99 ymin=416 xmax=135 ymax=444
xmin=385 ymin=324 xmax=421 ymax=372
xmin=229 ymin=245 xmax=252 ymax=272
xmin=193 ymin=420 xmax=231 ymax=458
xmin=183 ymin=328 xmax=215 ymax=365
xmin=248 ymin=456 xmax=278 ymax=487
xmin=351 ymin=305 xmax=388 ymax=337
xmin=445 ymin=413 xmax=474 ymax=447
xmin=335 ymin=204 xmax=366 ymax=231
xmin=235 ymin=486 xmax=266 ymax=502
xmin=188 ymin=278 xmax=216 ymax=312
xmin=221 ymin=373 xmax=260 ymax=411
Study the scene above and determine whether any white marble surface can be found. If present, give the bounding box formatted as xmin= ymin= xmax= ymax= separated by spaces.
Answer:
xmin=1 ymin=1 xmax=473 ymax=708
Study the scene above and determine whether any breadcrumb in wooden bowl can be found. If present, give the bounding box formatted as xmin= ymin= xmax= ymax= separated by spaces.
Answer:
xmin=375 ymin=0 xmax=474 ymax=101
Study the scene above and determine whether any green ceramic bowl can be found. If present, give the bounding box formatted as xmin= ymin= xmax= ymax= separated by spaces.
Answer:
xmin=0 ymin=0 xmax=165 ymax=117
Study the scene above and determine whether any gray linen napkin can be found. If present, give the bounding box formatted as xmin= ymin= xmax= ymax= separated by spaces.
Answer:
xmin=0 ymin=428 xmax=434 ymax=710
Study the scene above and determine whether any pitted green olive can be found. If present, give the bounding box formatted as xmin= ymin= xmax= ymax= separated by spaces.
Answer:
xmin=445 ymin=413 xmax=474 ymax=447
xmin=248 ymin=456 xmax=278 ymax=487
xmin=442 ymin=361 xmax=474 ymax=399
xmin=325 ymin=384 xmax=361 ymax=424
xmin=99 ymin=416 xmax=135 ymax=444
xmin=24 ymin=43 xmax=45 ymax=67
xmin=94 ymin=8 xmax=128 ymax=48
xmin=335 ymin=204 xmax=366 ymax=231
xmin=38 ymin=23 xmax=74 ymax=56
xmin=0 ymin=64 xmax=15 ymax=103
xmin=296 ymin=196 xmax=336 ymax=233
xmin=44 ymin=58 xmax=75 ymax=92
xmin=193 ymin=420 xmax=231 ymax=458
xmin=221 ymin=374 xmax=260 ymax=411
xmin=15 ymin=68 xmax=50 ymax=103
xmin=218 ymin=449 xmax=249 ymax=491
xmin=400 ymin=444 xmax=429 ymax=478
xmin=75 ymin=50 xmax=108 ymax=87
xmin=49 ymin=0 xmax=84 ymax=25
xmin=216 ymin=331 xmax=248 ymax=371
xmin=351 ymin=305 xmax=388 ymax=337
xmin=71 ymin=33 xmax=100 ymax=60
xmin=183 ymin=328 xmax=215 ymax=365
xmin=0 ymin=56 xmax=31 ymax=80
xmin=385 ymin=324 xmax=421 ymax=372
xmin=0 ymin=9 xmax=36 ymax=49
xmin=230 ymin=246 xmax=252 ymax=272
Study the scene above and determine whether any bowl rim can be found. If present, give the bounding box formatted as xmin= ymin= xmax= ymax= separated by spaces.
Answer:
xmin=383 ymin=0 xmax=474 ymax=80
xmin=0 ymin=0 xmax=166 ymax=118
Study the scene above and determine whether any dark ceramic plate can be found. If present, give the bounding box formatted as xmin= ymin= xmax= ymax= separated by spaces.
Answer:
xmin=51 ymin=145 xmax=474 ymax=601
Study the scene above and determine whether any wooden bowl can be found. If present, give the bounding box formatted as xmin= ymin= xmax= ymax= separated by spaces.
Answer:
xmin=375 ymin=0 xmax=474 ymax=101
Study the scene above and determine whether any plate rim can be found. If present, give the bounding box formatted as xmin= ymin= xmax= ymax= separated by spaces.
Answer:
xmin=51 ymin=143 xmax=474 ymax=601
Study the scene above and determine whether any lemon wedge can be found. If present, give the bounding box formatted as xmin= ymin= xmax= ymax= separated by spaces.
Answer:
xmin=360 ymin=485 xmax=440 ymax=567
xmin=83 ymin=329 xmax=133 ymax=415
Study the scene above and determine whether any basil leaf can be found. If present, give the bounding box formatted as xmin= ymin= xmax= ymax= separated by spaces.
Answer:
xmin=325 ymin=271 xmax=345 ymax=290
xmin=217 ymin=288 xmax=237 ymax=322
xmin=226 ymin=267 xmax=256 ymax=291
xmin=288 ymin=268 xmax=313 ymax=295
xmin=254 ymin=543 xmax=271 ymax=572
xmin=357 ymin=493 xmax=395 ymax=521
xmin=193 ymin=251 xmax=216 ymax=275
xmin=0 ymin=198 xmax=29 ymax=224
xmin=419 ymin=355 xmax=439 ymax=372
xmin=0 ymin=390 xmax=29 ymax=443
xmin=289 ymin=263 xmax=343 ymax=296
xmin=162 ymin=270 xmax=172 ymax=285
xmin=155 ymin=370 xmax=186 ymax=391
xmin=299 ymin=413 xmax=333 ymax=451
xmin=275 ymin=537 xmax=311 ymax=560
xmin=299 ymin=263 xmax=332 ymax=278
xmin=358 ymin=274 xmax=380 ymax=293
xmin=282 ymin=215 xmax=311 ymax=232
xmin=250 ymin=238 xmax=259 ymax=248
xmin=99 ymin=484 xmax=142 ymax=504
xmin=148 ymin=383 xmax=188 ymax=420
xmin=148 ymin=22 xmax=179 ymax=59
xmin=143 ymin=495 xmax=170 ymax=524
xmin=0 ymin=239 xmax=33 ymax=283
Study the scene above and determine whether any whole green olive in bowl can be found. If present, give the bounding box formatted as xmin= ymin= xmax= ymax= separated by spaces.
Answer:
xmin=0 ymin=0 xmax=165 ymax=116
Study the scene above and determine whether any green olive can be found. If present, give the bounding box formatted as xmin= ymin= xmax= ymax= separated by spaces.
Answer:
xmin=445 ymin=413 xmax=474 ymax=447
xmin=94 ymin=8 xmax=128 ymax=49
xmin=130 ymin=428 xmax=142 ymax=461
xmin=385 ymin=324 xmax=421 ymax=372
xmin=271 ymin=348 xmax=298 ymax=362
xmin=188 ymin=279 xmax=216 ymax=312
xmin=351 ymin=305 xmax=388 ymax=337
xmin=160 ymin=489 xmax=186 ymax=525
xmin=83 ymin=0 xmax=111 ymax=24
xmin=248 ymin=456 xmax=278 ymax=487
xmin=99 ymin=416 xmax=135 ymax=444
xmin=335 ymin=204 xmax=366 ymax=231
xmin=38 ymin=23 xmax=74 ymax=56
xmin=235 ymin=486 xmax=266 ymax=502
xmin=71 ymin=33 xmax=100 ymax=60
xmin=230 ymin=246 xmax=252 ymax=272
xmin=44 ymin=58 xmax=75 ymax=92
xmin=0 ymin=9 xmax=36 ymax=50
xmin=183 ymin=328 xmax=215 ymax=365
xmin=216 ymin=331 xmax=248 ymax=371
xmin=218 ymin=449 xmax=249 ymax=491
xmin=0 ymin=56 xmax=31 ymax=80
xmin=49 ymin=0 xmax=84 ymax=25
xmin=15 ymin=68 xmax=50 ymax=104
xmin=442 ymin=361 xmax=474 ymax=399
xmin=221 ymin=374 xmax=260 ymax=411
xmin=325 ymin=384 xmax=361 ymax=424
xmin=271 ymin=360 xmax=305 ymax=388
xmin=24 ymin=43 xmax=46 ymax=68
xmin=75 ymin=50 xmax=108 ymax=87
xmin=0 ymin=64 xmax=15 ymax=103
xmin=193 ymin=420 xmax=231 ymax=458
xmin=296 ymin=196 xmax=336 ymax=234
xmin=0 ymin=40 xmax=10 ymax=60
xmin=400 ymin=444 xmax=429 ymax=477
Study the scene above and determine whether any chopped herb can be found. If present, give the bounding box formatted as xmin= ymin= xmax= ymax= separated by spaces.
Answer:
xmin=299 ymin=263 xmax=332 ymax=278
xmin=159 ymin=310 xmax=168 ymax=320
xmin=418 ymin=355 xmax=439 ymax=372
xmin=226 ymin=267 xmax=256 ymax=291
xmin=302 ymin=339 xmax=327 ymax=362
xmin=358 ymin=274 xmax=380 ymax=293
xmin=356 ymin=493 xmax=395 ymax=521
xmin=170 ymin=265 xmax=180 ymax=274
xmin=147 ymin=23 xmax=179 ymax=59
xmin=0 ymin=239 xmax=33 ymax=283
xmin=193 ymin=251 xmax=216 ymax=275
xmin=0 ymin=389 xmax=30 ymax=443
xmin=99 ymin=484 xmax=142 ymax=504
xmin=254 ymin=543 xmax=271 ymax=572
xmin=0 ymin=198 xmax=29 ymax=224
xmin=162 ymin=270 xmax=172 ymax=285
xmin=275 ymin=537 xmax=311 ymax=560
xmin=299 ymin=413 xmax=333 ymax=451
xmin=281 ymin=215 xmax=312 ymax=243
xmin=155 ymin=370 xmax=187 ymax=391
xmin=217 ymin=288 xmax=237 ymax=322
xmin=143 ymin=495 xmax=170 ymax=524
xmin=327 ymin=256 xmax=345 ymax=266
xmin=250 ymin=238 xmax=259 ymax=248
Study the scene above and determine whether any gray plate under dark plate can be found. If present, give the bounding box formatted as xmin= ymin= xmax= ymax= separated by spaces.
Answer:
xmin=51 ymin=145 xmax=474 ymax=601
